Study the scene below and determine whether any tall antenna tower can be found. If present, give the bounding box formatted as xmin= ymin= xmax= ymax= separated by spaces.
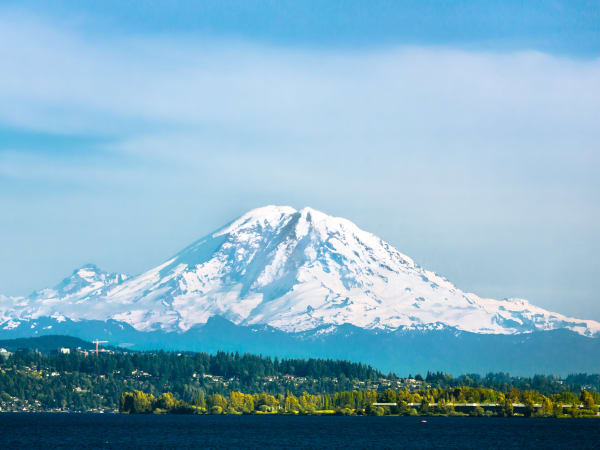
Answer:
xmin=92 ymin=339 xmax=108 ymax=356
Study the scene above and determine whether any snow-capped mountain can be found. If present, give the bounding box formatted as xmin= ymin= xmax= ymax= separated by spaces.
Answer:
xmin=1 ymin=205 xmax=599 ymax=338
xmin=0 ymin=264 xmax=127 ymax=328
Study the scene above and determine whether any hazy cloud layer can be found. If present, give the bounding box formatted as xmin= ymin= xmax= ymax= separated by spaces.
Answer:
xmin=0 ymin=11 xmax=599 ymax=319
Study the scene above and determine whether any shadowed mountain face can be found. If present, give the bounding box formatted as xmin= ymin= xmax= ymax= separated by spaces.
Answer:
xmin=0 ymin=335 xmax=95 ymax=353
xmin=0 ymin=206 xmax=598 ymax=374
xmin=0 ymin=316 xmax=598 ymax=376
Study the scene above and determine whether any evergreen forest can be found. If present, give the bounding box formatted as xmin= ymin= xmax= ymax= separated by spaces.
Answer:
xmin=0 ymin=346 xmax=598 ymax=417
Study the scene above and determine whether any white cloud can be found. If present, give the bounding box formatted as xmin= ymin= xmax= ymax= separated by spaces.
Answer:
xmin=0 ymin=10 xmax=599 ymax=320
xmin=0 ymin=10 xmax=598 ymax=143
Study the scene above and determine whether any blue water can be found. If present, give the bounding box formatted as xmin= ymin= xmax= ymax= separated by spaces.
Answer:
xmin=0 ymin=414 xmax=598 ymax=449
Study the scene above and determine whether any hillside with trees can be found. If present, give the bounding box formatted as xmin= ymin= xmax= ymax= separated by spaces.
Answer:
xmin=0 ymin=339 xmax=598 ymax=414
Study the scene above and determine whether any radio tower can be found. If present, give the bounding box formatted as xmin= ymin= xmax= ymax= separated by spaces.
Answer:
xmin=92 ymin=339 xmax=108 ymax=356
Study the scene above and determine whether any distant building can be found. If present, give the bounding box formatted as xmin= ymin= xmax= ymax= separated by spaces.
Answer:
xmin=0 ymin=348 xmax=11 ymax=359
xmin=59 ymin=348 xmax=70 ymax=354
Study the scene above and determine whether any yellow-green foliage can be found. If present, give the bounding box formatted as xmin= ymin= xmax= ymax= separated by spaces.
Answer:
xmin=119 ymin=387 xmax=600 ymax=417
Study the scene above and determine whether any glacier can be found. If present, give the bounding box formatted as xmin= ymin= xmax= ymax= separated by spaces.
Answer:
xmin=1 ymin=205 xmax=599 ymax=338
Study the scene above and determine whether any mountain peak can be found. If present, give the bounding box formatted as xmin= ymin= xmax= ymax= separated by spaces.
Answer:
xmin=2 ymin=206 xmax=599 ymax=338
xmin=27 ymin=264 xmax=128 ymax=304
xmin=215 ymin=205 xmax=297 ymax=237
xmin=73 ymin=263 xmax=103 ymax=278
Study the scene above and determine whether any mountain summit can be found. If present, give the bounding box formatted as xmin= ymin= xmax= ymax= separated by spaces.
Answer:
xmin=2 ymin=206 xmax=599 ymax=338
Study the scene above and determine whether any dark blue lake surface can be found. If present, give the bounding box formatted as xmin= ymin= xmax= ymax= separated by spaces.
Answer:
xmin=0 ymin=413 xmax=598 ymax=449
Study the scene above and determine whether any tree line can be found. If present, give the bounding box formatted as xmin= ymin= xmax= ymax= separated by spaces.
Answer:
xmin=1 ymin=349 xmax=599 ymax=413
xmin=424 ymin=371 xmax=600 ymax=394
xmin=120 ymin=387 xmax=600 ymax=417
xmin=0 ymin=350 xmax=383 ymax=411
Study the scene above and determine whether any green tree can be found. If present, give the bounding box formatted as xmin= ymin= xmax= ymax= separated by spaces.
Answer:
xmin=157 ymin=392 xmax=176 ymax=411
xmin=208 ymin=393 xmax=227 ymax=410
xmin=229 ymin=392 xmax=254 ymax=413
xmin=131 ymin=390 xmax=153 ymax=413
xmin=383 ymin=388 xmax=397 ymax=403
xmin=470 ymin=406 xmax=485 ymax=417
xmin=581 ymin=391 xmax=595 ymax=410
xmin=521 ymin=391 xmax=535 ymax=418
xmin=540 ymin=397 xmax=552 ymax=417
xmin=569 ymin=404 xmax=581 ymax=418
xmin=371 ymin=406 xmax=384 ymax=416
xmin=190 ymin=391 xmax=206 ymax=409
xmin=502 ymin=398 xmax=514 ymax=417
xmin=284 ymin=393 xmax=300 ymax=413
xmin=397 ymin=400 xmax=411 ymax=416
xmin=119 ymin=392 xmax=134 ymax=413
xmin=552 ymin=401 xmax=563 ymax=418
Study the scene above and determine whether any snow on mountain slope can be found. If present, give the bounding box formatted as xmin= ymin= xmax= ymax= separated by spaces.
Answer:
xmin=1 ymin=206 xmax=599 ymax=337
xmin=0 ymin=265 xmax=127 ymax=327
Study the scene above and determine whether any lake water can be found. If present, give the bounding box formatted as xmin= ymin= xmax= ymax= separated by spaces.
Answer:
xmin=0 ymin=413 xmax=598 ymax=449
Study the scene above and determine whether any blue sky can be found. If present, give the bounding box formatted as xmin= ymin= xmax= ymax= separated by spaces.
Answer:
xmin=0 ymin=1 xmax=599 ymax=320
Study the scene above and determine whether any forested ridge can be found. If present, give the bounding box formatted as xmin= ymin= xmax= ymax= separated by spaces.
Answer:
xmin=0 ymin=347 xmax=598 ymax=414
